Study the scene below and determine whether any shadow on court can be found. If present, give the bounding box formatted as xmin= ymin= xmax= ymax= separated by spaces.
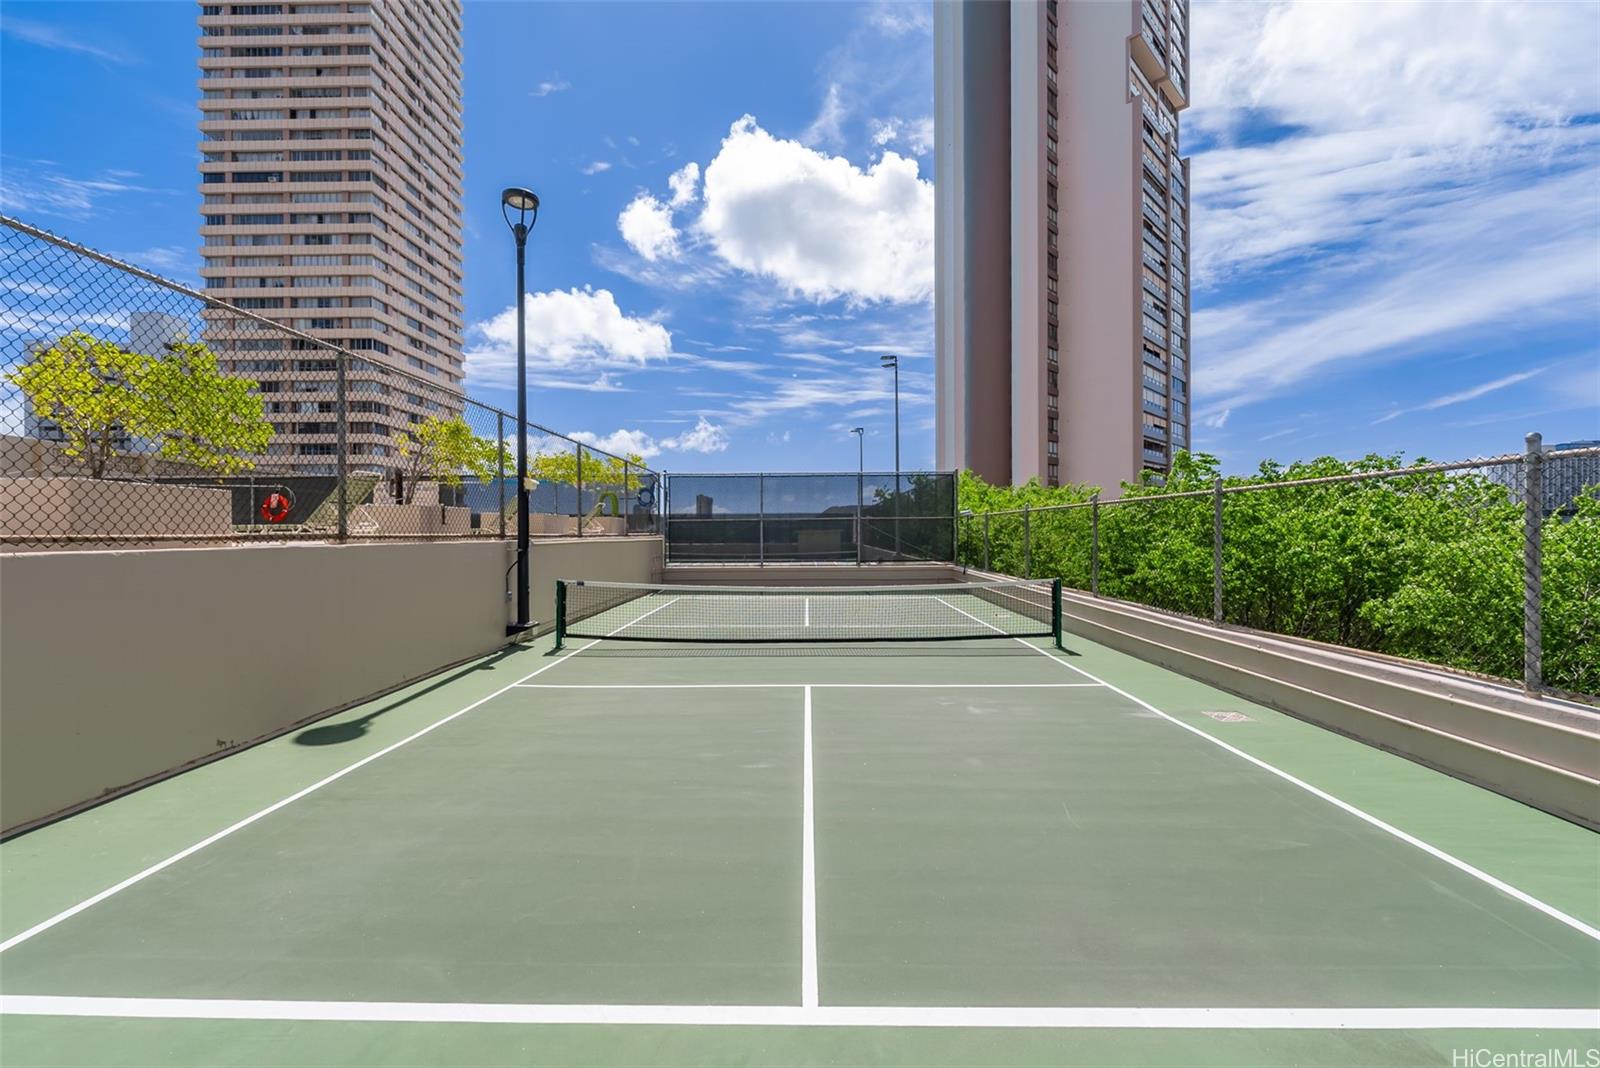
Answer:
xmin=293 ymin=645 xmax=523 ymax=746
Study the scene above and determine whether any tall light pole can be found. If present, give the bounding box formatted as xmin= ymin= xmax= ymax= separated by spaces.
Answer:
xmin=502 ymin=186 xmax=539 ymax=634
xmin=880 ymin=354 xmax=900 ymax=558
xmin=851 ymin=426 xmax=864 ymax=565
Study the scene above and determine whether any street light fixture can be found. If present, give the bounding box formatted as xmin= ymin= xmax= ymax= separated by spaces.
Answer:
xmin=502 ymin=186 xmax=539 ymax=635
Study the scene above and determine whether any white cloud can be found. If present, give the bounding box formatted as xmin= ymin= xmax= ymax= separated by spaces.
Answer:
xmin=696 ymin=116 xmax=933 ymax=304
xmin=1372 ymin=367 xmax=1547 ymax=424
xmin=531 ymin=77 xmax=570 ymax=97
xmin=569 ymin=416 xmax=730 ymax=460
xmin=663 ymin=416 xmax=730 ymax=453
xmin=803 ymin=83 xmax=848 ymax=148
xmin=0 ymin=168 xmax=174 ymax=220
xmin=667 ymin=161 xmax=700 ymax=208
xmin=581 ymin=161 xmax=612 ymax=175
xmin=464 ymin=286 xmax=673 ymax=386
xmin=617 ymin=192 xmax=679 ymax=261
xmin=867 ymin=3 xmax=932 ymax=37
xmin=869 ymin=115 xmax=935 ymax=156
xmin=1188 ymin=0 xmax=1600 ymax=415
xmin=1 ymin=16 xmax=131 ymax=63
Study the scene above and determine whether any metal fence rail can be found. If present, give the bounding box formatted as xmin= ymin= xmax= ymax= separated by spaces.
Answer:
xmin=664 ymin=471 xmax=958 ymax=564
xmin=959 ymin=439 xmax=1600 ymax=702
xmin=0 ymin=215 xmax=659 ymax=549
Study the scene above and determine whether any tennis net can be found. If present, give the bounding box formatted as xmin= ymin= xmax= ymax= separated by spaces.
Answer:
xmin=554 ymin=578 xmax=1062 ymax=647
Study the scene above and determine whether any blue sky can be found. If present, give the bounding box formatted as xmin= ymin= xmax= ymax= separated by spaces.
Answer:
xmin=2 ymin=1 xmax=1596 ymax=479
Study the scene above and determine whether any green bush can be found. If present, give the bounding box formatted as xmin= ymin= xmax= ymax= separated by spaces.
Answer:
xmin=958 ymin=452 xmax=1599 ymax=698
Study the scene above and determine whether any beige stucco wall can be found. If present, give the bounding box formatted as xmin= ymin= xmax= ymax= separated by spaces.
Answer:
xmin=0 ymin=535 xmax=662 ymax=835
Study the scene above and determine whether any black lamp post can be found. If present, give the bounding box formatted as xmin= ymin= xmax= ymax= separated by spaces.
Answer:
xmin=503 ymin=186 xmax=539 ymax=634
xmin=880 ymin=354 xmax=900 ymax=558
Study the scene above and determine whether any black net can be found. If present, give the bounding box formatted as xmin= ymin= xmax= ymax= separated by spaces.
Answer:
xmin=663 ymin=472 xmax=957 ymax=563
xmin=559 ymin=578 xmax=1056 ymax=644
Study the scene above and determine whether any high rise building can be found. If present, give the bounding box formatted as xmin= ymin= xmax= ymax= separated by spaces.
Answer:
xmin=935 ymin=0 xmax=1191 ymax=492
xmin=197 ymin=0 xmax=466 ymax=475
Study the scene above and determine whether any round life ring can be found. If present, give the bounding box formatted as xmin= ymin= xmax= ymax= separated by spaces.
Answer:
xmin=260 ymin=492 xmax=292 ymax=523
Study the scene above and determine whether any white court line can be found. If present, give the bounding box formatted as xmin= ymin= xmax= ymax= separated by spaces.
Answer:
xmin=801 ymin=685 xmax=819 ymax=1009
xmin=804 ymin=597 xmax=811 ymax=627
xmin=0 ymin=996 xmax=1591 ymax=1030
xmin=0 ymin=598 xmax=681 ymax=957
xmin=512 ymin=683 xmax=1105 ymax=690
xmin=933 ymin=597 xmax=1600 ymax=944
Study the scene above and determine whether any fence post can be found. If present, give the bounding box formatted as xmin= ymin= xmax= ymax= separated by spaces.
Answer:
xmin=1023 ymin=504 xmax=1032 ymax=580
xmin=982 ymin=511 xmax=991 ymax=572
xmin=497 ymin=411 xmax=506 ymax=539
xmin=758 ymin=473 xmax=766 ymax=567
xmin=1523 ymin=431 xmax=1543 ymax=693
xmin=575 ymin=442 xmax=584 ymax=537
xmin=334 ymin=349 xmax=348 ymax=542
xmin=1212 ymin=477 xmax=1224 ymax=623
xmin=1090 ymin=493 xmax=1100 ymax=596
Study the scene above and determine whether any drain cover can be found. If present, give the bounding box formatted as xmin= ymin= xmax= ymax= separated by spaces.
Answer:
xmin=1199 ymin=709 xmax=1252 ymax=723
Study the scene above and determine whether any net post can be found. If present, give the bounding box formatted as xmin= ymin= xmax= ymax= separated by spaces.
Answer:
xmin=758 ymin=472 xmax=766 ymax=567
xmin=1051 ymin=578 xmax=1064 ymax=649
xmin=1089 ymin=492 xmax=1100 ymax=596
xmin=554 ymin=580 xmax=567 ymax=650
xmin=1523 ymin=431 xmax=1543 ymax=693
xmin=622 ymin=459 xmax=631 ymax=537
xmin=1023 ymin=504 xmax=1032 ymax=580
xmin=982 ymin=511 xmax=990 ymax=571
xmin=1212 ymin=477 xmax=1224 ymax=624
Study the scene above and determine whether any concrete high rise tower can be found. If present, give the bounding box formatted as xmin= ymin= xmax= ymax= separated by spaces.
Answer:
xmin=197 ymin=0 xmax=466 ymax=474
xmin=935 ymin=0 xmax=1191 ymax=492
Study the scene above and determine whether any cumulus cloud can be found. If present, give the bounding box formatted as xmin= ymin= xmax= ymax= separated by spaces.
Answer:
xmin=464 ymin=286 xmax=672 ymax=386
xmin=869 ymin=116 xmax=935 ymax=156
xmin=696 ymin=116 xmax=933 ymax=304
xmin=617 ymin=192 xmax=679 ymax=261
xmin=569 ymin=416 xmax=730 ymax=460
xmin=667 ymin=161 xmax=700 ymax=208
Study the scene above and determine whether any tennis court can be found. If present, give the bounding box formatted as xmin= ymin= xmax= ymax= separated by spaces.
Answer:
xmin=1 ymin=580 xmax=1596 ymax=1067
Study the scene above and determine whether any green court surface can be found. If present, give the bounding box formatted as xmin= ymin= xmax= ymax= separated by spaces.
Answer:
xmin=1 ymin=596 xmax=1597 ymax=1067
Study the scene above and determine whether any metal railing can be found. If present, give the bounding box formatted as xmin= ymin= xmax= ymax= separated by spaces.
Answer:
xmin=663 ymin=471 xmax=958 ymax=564
xmin=959 ymin=439 xmax=1600 ymax=702
xmin=0 ymin=215 xmax=659 ymax=549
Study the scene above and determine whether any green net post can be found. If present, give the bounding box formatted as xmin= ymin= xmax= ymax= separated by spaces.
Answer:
xmin=554 ymin=580 xmax=567 ymax=650
xmin=1051 ymin=578 xmax=1063 ymax=649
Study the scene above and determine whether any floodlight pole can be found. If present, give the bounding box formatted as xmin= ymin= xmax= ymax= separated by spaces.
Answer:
xmin=851 ymin=426 xmax=865 ymax=565
xmin=503 ymin=187 xmax=540 ymax=635
xmin=882 ymin=354 xmax=901 ymax=558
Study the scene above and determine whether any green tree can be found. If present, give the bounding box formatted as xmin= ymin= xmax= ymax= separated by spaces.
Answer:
xmin=5 ymin=331 xmax=271 ymax=477
xmin=528 ymin=446 xmax=647 ymax=491
xmin=394 ymin=415 xmax=499 ymax=503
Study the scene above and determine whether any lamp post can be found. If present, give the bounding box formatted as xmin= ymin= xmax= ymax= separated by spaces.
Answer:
xmin=851 ymin=426 xmax=864 ymax=565
xmin=880 ymin=354 xmax=900 ymax=558
xmin=502 ymin=186 xmax=539 ymax=634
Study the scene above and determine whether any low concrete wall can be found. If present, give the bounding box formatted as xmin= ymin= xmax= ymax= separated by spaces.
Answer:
xmin=1021 ymin=582 xmax=1599 ymax=829
xmin=0 ymin=536 xmax=665 ymax=835
xmin=0 ymin=540 xmax=518 ymax=836
xmin=662 ymin=562 xmax=961 ymax=587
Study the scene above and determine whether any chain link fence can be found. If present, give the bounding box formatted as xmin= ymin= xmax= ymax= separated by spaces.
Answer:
xmin=0 ymin=215 xmax=658 ymax=548
xmin=959 ymin=440 xmax=1600 ymax=701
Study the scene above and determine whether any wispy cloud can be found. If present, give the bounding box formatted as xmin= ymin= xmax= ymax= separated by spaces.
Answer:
xmin=530 ymin=76 xmax=570 ymax=97
xmin=1372 ymin=366 xmax=1548 ymax=424
xmin=1 ymin=15 xmax=133 ymax=64
xmin=0 ymin=168 xmax=177 ymax=220
xmin=581 ymin=160 xmax=612 ymax=176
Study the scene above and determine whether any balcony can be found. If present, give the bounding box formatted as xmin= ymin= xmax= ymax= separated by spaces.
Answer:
xmin=1143 ymin=399 xmax=1167 ymax=417
xmin=1143 ymin=445 xmax=1169 ymax=465
xmin=1143 ymin=424 xmax=1169 ymax=443
xmin=1142 ymin=199 xmax=1167 ymax=228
